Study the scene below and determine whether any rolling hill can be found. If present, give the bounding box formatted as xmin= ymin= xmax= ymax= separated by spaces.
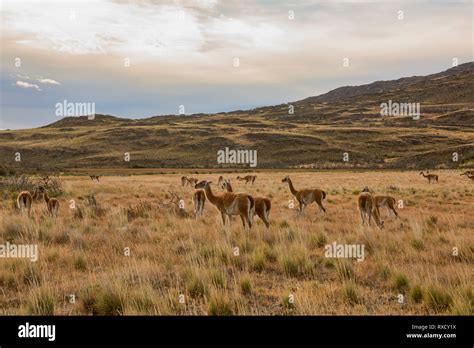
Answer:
xmin=1 ymin=62 xmax=473 ymax=173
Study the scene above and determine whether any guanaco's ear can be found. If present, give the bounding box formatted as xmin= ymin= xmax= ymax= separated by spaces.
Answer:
xmin=208 ymin=181 xmax=213 ymax=184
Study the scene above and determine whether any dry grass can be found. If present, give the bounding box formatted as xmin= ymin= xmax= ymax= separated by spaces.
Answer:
xmin=0 ymin=170 xmax=472 ymax=315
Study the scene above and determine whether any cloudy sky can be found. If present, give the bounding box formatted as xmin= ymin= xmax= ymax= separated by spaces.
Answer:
xmin=0 ymin=0 xmax=472 ymax=129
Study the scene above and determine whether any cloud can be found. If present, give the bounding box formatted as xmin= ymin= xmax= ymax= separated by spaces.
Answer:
xmin=37 ymin=78 xmax=61 ymax=85
xmin=2 ymin=0 xmax=472 ymax=129
xmin=16 ymin=81 xmax=41 ymax=91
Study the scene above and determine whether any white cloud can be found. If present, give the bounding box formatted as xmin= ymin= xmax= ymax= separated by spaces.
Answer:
xmin=16 ymin=81 xmax=41 ymax=91
xmin=37 ymin=78 xmax=61 ymax=85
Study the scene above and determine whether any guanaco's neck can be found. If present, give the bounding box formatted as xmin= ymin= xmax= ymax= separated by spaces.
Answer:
xmin=204 ymin=185 xmax=220 ymax=205
xmin=31 ymin=188 xmax=39 ymax=200
xmin=286 ymin=178 xmax=297 ymax=195
xmin=43 ymin=191 xmax=50 ymax=203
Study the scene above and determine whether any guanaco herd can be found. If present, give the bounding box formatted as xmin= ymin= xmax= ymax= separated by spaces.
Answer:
xmin=13 ymin=171 xmax=472 ymax=230
xmin=16 ymin=185 xmax=59 ymax=217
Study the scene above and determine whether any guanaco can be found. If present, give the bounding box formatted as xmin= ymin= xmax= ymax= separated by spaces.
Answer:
xmin=41 ymin=187 xmax=59 ymax=217
xmin=16 ymin=186 xmax=43 ymax=216
xmin=236 ymin=175 xmax=256 ymax=185
xmin=374 ymin=195 xmax=399 ymax=218
xmin=193 ymin=189 xmax=206 ymax=218
xmin=460 ymin=170 xmax=474 ymax=177
xmin=362 ymin=187 xmax=399 ymax=218
xmin=358 ymin=192 xmax=384 ymax=229
xmin=465 ymin=173 xmax=474 ymax=181
xmin=217 ymin=175 xmax=226 ymax=189
xmin=182 ymin=176 xmax=198 ymax=187
xmin=195 ymin=180 xmax=254 ymax=230
xmin=282 ymin=175 xmax=326 ymax=214
xmin=89 ymin=175 xmax=100 ymax=182
xmin=420 ymin=171 xmax=438 ymax=184
xmin=222 ymin=179 xmax=271 ymax=229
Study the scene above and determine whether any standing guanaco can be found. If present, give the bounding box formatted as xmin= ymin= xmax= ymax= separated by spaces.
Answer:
xmin=361 ymin=187 xmax=399 ymax=218
xmin=222 ymin=179 xmax=271 ymax=229
xmin=282 ymin=175 xmax=326 ymax=214
xmin=41 ymin=187 xmax=59 ymax=217
xmin=193 ymin=189 xmax=206 ymax=218
xmin=358 ymin=192 xmax=384 ymax=229
xmin=16 ymin=186 xmax=43 ymax=216
xmin=420 ymin=171 xmax=438 ymax=184
xmin=195 ymin=180 xmax=254 ymax=231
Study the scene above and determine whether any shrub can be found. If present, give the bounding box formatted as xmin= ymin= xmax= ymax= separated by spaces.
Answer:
xmin=410 ymin=238 xmax=424 ymax=251
xmin=278 ymin=251 xmax=313 ymax=277
xmin=28 ymin=288 xmax=55 ymax=315
xmin=282 ymin=294 xmax=295 ymax=309
xmin=74 ymin=256 xmax=87 ymax=271
xmin=392 ymin=273 xmax=410 ymax=293
xmin=423 ymin=287 xmax=452 ymax=312
xmin=186 ymin=274 xmax=208 ymax=298
xmin=377 ymin=264 xmax=391 ymax=281
xmin=250 ymin=250 xmax=266 ymax=272
xmin=410 ymin=284 xmax=423 ymax=303
xmin=209 ymin=270 xmax=225 ymax=288
xmin=336 ymin=260 xmax=355 ymax=282
xmin=240 ymin=277 xmax=252 ymax=295
xmin=208 ymin=293 xmax=234 ymax=315
xmin=315 ymin=232 xmax=328 ymax=247
xmin=95 ymin=291 xmax=124 ymax=315
xmin=125 ymin=201 xmax=151 ymax=221
xmin=342 ymin=282 xmax=361 ymax=305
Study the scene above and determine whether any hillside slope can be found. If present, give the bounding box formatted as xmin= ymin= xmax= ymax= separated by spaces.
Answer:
xmin=1 ymin=63 xmax=473 ymax=172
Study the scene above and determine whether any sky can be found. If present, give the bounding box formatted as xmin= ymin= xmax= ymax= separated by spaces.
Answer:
xmin=0 ymin=0 xmax=472 ymax=129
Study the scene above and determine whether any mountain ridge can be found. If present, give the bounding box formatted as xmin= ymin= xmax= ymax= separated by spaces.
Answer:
xmin=1 ymin=63 xmax=473 ymax=172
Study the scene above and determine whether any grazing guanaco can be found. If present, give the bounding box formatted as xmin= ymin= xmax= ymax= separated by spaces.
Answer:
xmin=358 ymin=192 xmax=384 ymax=229
xmin=282 ymin=175 xmax=326 ymax=214
xmin=222 ymin=179 xmax=271 ymax=229
xmin=181 ymin=176 xmax=198 ymax=187
xmin=236 ymin=175 xmax=256 ymax=185
xmin=41 ymin=187 xmax=59 ymax=217
xmin=420 ymin=171 xmax=438 ymax=184
xmin=193 ymin=189 xmax=206 ymax=218
xmin=195 ymin=180 xmax=254 ymax=230
xmin=89 ymin=175 xmax=100 ymax=182
xmin=374 ymin=196 xmax=399 ymax=218
xmin=16 ymin=186 xmax=43 ymax=216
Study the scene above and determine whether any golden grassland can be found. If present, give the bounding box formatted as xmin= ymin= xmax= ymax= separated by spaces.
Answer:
xmin=0 ymin=170 xmax=473 ymax=315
